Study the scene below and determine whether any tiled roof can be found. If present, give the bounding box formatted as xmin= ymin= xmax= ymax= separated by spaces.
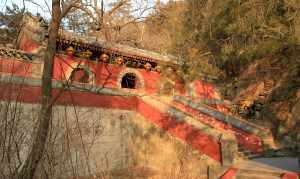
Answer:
xmin=59 ymin=32 xmax=178 ymax=64
xmin=0 ymin=47 xmax=32 ymax=61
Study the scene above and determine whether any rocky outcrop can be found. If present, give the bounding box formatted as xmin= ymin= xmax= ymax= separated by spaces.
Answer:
xmin=219 ymin=53 xmax=300 ymax=169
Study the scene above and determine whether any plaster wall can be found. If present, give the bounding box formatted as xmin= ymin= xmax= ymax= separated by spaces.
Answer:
xmin=0 ymin=102 xmax=213 ymax=178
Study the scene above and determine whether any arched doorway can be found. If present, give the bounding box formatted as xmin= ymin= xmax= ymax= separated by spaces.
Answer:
xmin=121 ymin=73 xmax=137 ymax=89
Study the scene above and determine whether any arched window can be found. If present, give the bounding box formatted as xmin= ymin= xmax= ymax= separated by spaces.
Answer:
xmin=71 ymin=68 xmax=89 ymax=83
xmin=121 ymin=73 xmax=137 ymax=89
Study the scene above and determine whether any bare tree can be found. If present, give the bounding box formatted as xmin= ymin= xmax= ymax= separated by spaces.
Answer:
xmin=63 ymin=0 xmax=154 ymax=44
xmin=16 ymin=0 xmax=81 ymax=178
xmin=0 ymin=1 xmax=164 ymax=178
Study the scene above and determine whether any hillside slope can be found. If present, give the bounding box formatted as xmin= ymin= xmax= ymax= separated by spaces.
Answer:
xmin=220 ymin=50 xmax=300 ymax=150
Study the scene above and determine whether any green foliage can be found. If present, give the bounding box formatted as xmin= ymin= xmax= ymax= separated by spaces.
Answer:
xmin=0 ymin=4 xmax=24 ymax=45
xmin=175 ymin=0 xmax=300 ymax=79
xmin=142 ymin=1 xmax=187 ymax=53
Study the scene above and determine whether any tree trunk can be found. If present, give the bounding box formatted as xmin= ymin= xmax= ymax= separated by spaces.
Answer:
xmin=17 ymin=1 xmax=61 ymax=178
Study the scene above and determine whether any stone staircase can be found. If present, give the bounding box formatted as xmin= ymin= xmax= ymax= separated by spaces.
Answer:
xmin=262 ymin=80 xmax=274 ymax=96
xmin=140 ymin=95 xmax=239 ymax=164
xmin=171 ymin=95 xmax=275 ymax=152
xmin=237 ymin=145 xmax=262 ymax=159
xmin=235 ymin=169 xmax=282 ymax=179
xmin=139 ymin=95 xmax=299 ymax=178
xmin=209 ymin=159 xmax=298 ymax=179
xmin=147 ymin=95 xmax=265 ymax=159
xmin=172 ymin=95 xmax=271 ymax=136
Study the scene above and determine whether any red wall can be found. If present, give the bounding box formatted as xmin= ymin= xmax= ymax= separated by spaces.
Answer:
xmin=15 ymin=28 xmax=220 ymax=98
xmin=0 ymin=55 xmax=220 ymax=98
xmin=193 ymin=80 xmax=220 ymax=99
xmin=53 ymin=55 xmax=163 ymax=94
xmin=0 ymin=57 xmax=32 ymax=77
xmin=18 ymin=33 xmax=40 ymax=53
xmin=0 ymin=82 xmax=221 ymax=162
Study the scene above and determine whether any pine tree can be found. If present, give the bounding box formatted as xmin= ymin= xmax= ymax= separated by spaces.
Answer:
xmin=0 ymin=3 xmax=24 ymax=46
xmin=176 ymin=0 xmax=300 ymax=79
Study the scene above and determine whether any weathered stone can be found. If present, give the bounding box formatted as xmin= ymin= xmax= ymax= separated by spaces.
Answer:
xmin=235 ymin=82 xmax=264 ymax=105
xmin=220 ymin=133 xmax=238 ymax=166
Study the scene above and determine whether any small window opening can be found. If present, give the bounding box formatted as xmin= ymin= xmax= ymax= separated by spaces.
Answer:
xmin=161 ymin=82 xmax=175 ymax=95
xmin=121 ymin=73 xmax=137 ymax=89
xmin=71 ymin=68 xmax=89 ymax=83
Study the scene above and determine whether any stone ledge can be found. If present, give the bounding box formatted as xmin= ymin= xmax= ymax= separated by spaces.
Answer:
xmin=174 ymin=95 xmax=271 ymax=137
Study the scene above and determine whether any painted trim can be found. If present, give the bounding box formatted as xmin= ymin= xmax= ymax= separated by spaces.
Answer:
xmin=281 ymin=172 xmax=299 ymax=179
xmin=220 ymin=168 xmax=238 ymax=179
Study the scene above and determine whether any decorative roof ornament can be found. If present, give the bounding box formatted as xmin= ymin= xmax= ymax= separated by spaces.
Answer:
xmin=144 ymin=62 xmax=152 ymax=71
xmin=114 ymin=56 xmax=124 ymax=66
xmin=79 ymin=50 xmax=92 ymax=59
xmin=155 ymin=65 xmax=162 ymax=73
xmin=58 ymin=31 xmax=178 ymax=65
xmin=84 ymin=50 xmax=92 ymax=58
xmin=99 ymin=53 xmax=109 ymax=63
xmin=66 ymin=46 xmax=74 ymax=57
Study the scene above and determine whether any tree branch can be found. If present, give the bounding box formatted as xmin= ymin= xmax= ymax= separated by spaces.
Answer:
xmin=60 ymin=0 xmax=81 ymax=19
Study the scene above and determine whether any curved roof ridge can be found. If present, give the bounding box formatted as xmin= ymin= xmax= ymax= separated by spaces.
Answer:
xmin=59 ymin=31 xmax=178 ymax=64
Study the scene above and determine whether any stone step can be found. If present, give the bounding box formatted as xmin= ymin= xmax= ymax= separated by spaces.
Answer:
xmin=236 ymin=173 xmax=281 ymax=179
xmin=237 ymin=147 xmax=262 ymax=158
xmin=237 ymin=168 xmax=282 ymax=177
xmin=237 ymin=146 xmax=252 ymax=154
xmin=233 ymin=160 xmax=290 ymax=177
xmin=238 ymin=151 xmax=252 ymax=156
xmin=238 ymin=150 xmax=252 ymax=156
xmin=237 ymin=145 xmax=270 ymax=159
xmin=173 ymin=95 xmax=271 ymax=137
xmin=264 ymin=85 xmax=273 ymax=89
xmin=238 ymin=152 xmax=262 ymax=159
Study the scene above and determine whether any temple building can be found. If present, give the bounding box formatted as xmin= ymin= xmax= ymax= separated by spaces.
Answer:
xmin=0 ymin=14 xmax=298 ymax=179
xmin=15 ymin=14 xmax=222 ymax=99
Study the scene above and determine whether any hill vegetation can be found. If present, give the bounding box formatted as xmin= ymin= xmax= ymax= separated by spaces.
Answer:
xmin=170 ymin=0 xmax=300 ymax=148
